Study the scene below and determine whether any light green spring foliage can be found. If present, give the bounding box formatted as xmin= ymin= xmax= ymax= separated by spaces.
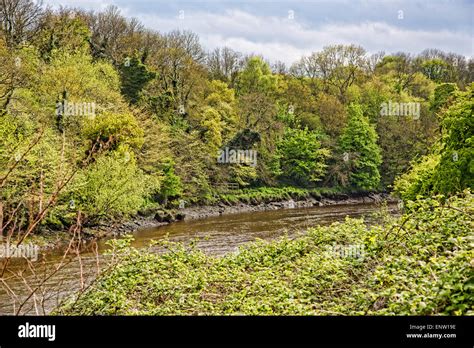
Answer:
xmin=159 ymin=160 xmax=183 ymax=205
xmin=0 ymin=40 xmax=152 ymax=228
xmin=235 ymin=57 xmax=278 ymax=96
xmin=432 ymin=85 xmax=474 ymax=194
xmin=273 ymin=127 xmax=330 ymax=185
xmin=0 ymin=117 xmax=63 ymax=209
xmin=339 ymin=103 xmax=382 ymax=191
xmin=393 ymin=154 xmax=441 ymax=201
xmin=198 ymin=80 xmax=238 ymax=151
xmin=68 ymin=146 xmax=151 ymax=222
xmin=1 ymin=5 xmax=472 ymax=234
xmin=199 ymin=108 xmax=223 ymax=154
xmin=395 ymin=84 xmax=474 ymax=200
xmin=56 ymin=191 xmax=473 ymax=315
xmin=34 ymin=12 xmax=92 ymax=60
xmin=37 ymin=49 xmax=123 ymax=116
xmin=82 ymin=111 xmax=144 ymax=150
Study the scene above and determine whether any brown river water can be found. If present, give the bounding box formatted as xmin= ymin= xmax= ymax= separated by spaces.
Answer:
xmin=0 ymin=202 xmax=397 ymax=315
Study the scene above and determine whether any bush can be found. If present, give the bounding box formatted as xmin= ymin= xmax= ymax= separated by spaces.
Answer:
xmin=68 ymin=146 xmax=151 ymax=222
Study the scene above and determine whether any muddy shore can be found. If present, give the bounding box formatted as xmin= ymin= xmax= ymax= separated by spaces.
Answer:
xmin=108 ymin=192 xmax=397 ymax=237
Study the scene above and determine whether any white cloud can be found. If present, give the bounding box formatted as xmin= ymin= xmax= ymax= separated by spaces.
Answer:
xmin=42 ymin=2 xmax=473 ymax=65
xmin=136 ymin=9 xmax=472 ymax=65
xmin=44 ymin=0 xmax=115 ymax=11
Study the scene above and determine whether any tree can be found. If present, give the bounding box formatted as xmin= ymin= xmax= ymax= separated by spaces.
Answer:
xmin=0 ymin=38 xmax=38 ymax=114
xmin=206 ymin=46 xmax=242 ymax=84
xmin=376 ymin=53 xmax=418 ymax=94
xmin=393 ymin=154 xmax=440 ymax=201
xmin=85 ymin=5 xmax=132 ymax=63
xmin=431 ymin=83 xmax=457 ymax=113
xmin=233 ymin=57 xmax=284 ymax=183
xmin=273 ymin=127 xmax=330 ymax=186
xmin=291 ymin=45 xmax=367 ymax=102
xmin=235 ymin=56 xmax=278 ymax=96
xmin=82 ymin=111 xmax=144 ymax=151
xmin=396 ymin=85 xmax=474 ymax=199
xmin=376 ymin=110 xmax=430 ymax=188
xmin=359 ymin=77 xmax=392 ymax=123
xmin=339 ymin=103 xmax=382 ymax=190
xmin=143 ymin=30 xmax=207 ymax=125
xmin=316 ymin=93 xmax=347 ymax=137
xmin=418 ymin=49 xmax=472 ymax=87
xmin=432 ymin=85 xmax=474 ymax=195
xmin=199 ymin=107 xmax=222 ymax=154
xmin=277 ymin=77 xmax=319 ymax=130
xmin=160 ymin=160 xmax=183 ymax=206
xmin=34 ymin=9 xmax=91 ymax=61
xmin=0 ymin=0 xmax=43 ymax=48
xmin=69 ymin=146 xmax=150 ymax=223
xmin=193 ymin=80 xmax=238 ymax=153
xmin=421 ymin=58 xmax=449 ymax=82
xmin=119 ymin=56 xmax=155 ymax=104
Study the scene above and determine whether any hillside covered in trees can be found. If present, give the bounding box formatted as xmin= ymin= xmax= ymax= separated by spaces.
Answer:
xmin=1 ymin=3 xmax=472 ymax=238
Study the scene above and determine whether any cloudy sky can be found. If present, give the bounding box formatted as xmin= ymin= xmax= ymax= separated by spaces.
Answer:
xmin=44 ymin=0 xmax=473 ymax=65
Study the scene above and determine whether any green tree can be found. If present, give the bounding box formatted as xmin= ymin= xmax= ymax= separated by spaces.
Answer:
xmin=199 ymin=107 xmax=222 ymax=153
xmin=432 ymin=85 xmax=474 ymax=194
xmin=393 ymin=154 xmax=440 ymax=201
xmin=431 ymin=83 xmax=458 ymax=113
xmin=235 ymin=56 xmax=278 ymax=96
xmin=191 ymin=80 xmax=238 ymax=154
xmin=160 ymin=160 xmax=183 ymax=206
xmin=69 ymin=146 xmax=150 ymax=223
xmin=35 ymin=10 xmax=91 ymax=61
xmin=421 ymin=58 xmax=449 ymax=82
xmin=273 ymin=127 xmax=330 ymax=186
xmin=316 ymin=93 xmax=347 ymax=137
xmin=395 ymin=84 xmax=474 ymax=199
xmin=339 ymin=104 xmax=382 ymax=190
xmin=119 ymin=56 xmax=155 ymax=104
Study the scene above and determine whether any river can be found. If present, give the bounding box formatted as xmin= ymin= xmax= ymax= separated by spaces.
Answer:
xmin=0 ymin=202 xmax=398 ymax=315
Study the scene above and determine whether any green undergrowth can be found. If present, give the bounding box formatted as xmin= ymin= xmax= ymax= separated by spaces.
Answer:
xmin=206 ymin=186 xmax=349 ymax=206
xmin=56 ymin=191 xmax=473 ymax=315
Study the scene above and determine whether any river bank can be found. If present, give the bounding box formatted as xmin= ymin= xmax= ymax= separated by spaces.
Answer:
xmin=56 ymin=192 xmax=473 ymax=316
xmin=9 ymin=189 xmax=397 ymax=252
xmin=105 ymin=191 xmax=396 ymax=237
xmin=1 ymin=198 xmax=398 ymax=315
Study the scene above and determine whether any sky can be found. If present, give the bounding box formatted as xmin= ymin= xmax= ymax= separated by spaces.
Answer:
xmin=43 ymin=0 xmax=474 ymax=65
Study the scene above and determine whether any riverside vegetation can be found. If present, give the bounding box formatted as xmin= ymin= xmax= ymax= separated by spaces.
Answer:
xmin=57 ymin=192 xmax=473 ymax=315
xmin=0 ymin=2 xmax=473 ymax=315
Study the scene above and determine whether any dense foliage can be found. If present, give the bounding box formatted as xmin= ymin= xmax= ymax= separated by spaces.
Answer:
xmin=0 ymin=1 xmax=472 ymax=318
xmin=1 ymin=3 xmax=472 ymax=236
xmin=395 ymin=84 xmax=474 ymax=200
xmin=339 ymin=104 xmax=382 ymax=190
